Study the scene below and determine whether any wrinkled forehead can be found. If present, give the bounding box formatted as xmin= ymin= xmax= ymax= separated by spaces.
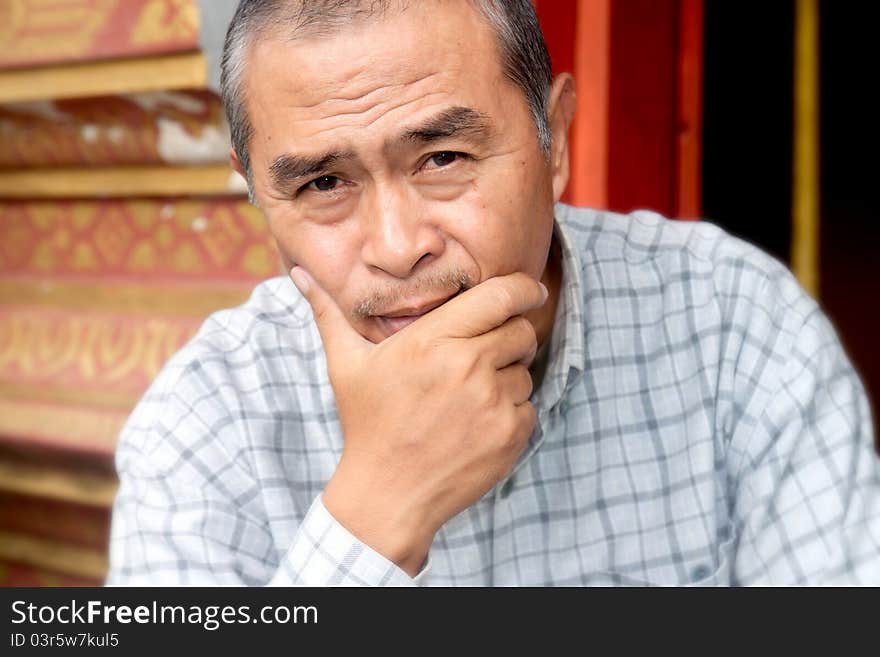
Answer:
xmin=243 ymin=1 xmax=508 ymax=117
xmin=243 ymin=0 xmax=504 ymax=83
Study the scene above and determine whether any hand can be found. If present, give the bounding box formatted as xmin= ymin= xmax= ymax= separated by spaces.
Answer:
xmin=290 ymin=267 xmax=547 ymax=576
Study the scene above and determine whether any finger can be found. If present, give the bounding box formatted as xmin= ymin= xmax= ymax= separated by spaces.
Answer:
xmin=474 ymin=315 xmax=538 ymax=369
xmin=496 ymin=363 xmax=533 ymax=405
xmin=422 ymin=272 xmax=548 ymax=339
xmin=511 ymin=401 xmax=538 ymax=446
xmin=289 ymin=266 xmax=369 ymax=359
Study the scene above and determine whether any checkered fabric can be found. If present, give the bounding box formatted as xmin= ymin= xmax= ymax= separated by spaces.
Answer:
xmin=107 ymin=204 xmax=880 ymax=586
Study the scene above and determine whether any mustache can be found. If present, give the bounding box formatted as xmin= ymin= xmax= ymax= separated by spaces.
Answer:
xmin=352 ymin=267 xmax=475 ymax=319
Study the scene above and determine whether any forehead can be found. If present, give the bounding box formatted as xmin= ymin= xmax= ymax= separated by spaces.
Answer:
xmin=242 ymin=1 xmax=512 ymax=141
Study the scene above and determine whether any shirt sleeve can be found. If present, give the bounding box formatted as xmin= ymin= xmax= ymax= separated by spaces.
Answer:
xmin=727 ymin=284 xmax=880 ymax=585
xmin=268 ymin=495 xmax=431 ymax=586
xmin=106 ymin=362 xmax=428 ymax=587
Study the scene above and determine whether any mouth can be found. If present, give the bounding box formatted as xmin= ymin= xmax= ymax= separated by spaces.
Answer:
xmin=374 ymin=289 xmax=463 ymax=335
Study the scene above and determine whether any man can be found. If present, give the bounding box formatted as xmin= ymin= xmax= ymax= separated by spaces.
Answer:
xmin=107 ymin=0 xmax=879 ymax=585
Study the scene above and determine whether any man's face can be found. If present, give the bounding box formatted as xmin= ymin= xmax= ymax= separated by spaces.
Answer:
xmin=240 ymin=1 xmax=569 ymax=343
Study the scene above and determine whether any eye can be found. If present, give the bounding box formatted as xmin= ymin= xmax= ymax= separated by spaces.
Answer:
xmin=426 ymin=151 xmax=460 ymax=168
xmin=304 ymin=175 xmax=340 ymax=192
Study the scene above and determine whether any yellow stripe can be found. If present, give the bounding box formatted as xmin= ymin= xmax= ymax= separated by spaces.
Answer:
xmin=0 ymin=398 xmax=126 ymax=453
xmin=0 ymin=51 xmax=207 ymax=104
xmin=0 ymin=459 xmax=117 ymax=508
xmin=22 ymin=7 xmax=93 ymax=30
xmin=0 ymin=530 xmax=107 ymax=580
xmin=0 ymin=279 xmax=253 ymax=317
xmin=0 ymin=165 xmax=246 ymax=198
xmin=791 ymin=0 xmax=820 ymax=297
xmin=0 ymin=381 xmax=141 ymax=410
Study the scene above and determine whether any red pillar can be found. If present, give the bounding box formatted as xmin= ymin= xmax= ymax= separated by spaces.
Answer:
xmin=535 ymin=0 xmax=704 ymax=219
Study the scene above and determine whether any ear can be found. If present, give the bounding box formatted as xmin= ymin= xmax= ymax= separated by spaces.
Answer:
xmin=229 ymin=147 xmax=247 ymax=181
xmin=229 ymin=147 xmax=259 ymax=204
xmin=545 ymin=73 xmax=577 ymax=203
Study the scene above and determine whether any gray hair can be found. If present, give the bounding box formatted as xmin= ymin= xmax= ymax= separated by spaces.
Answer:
xmin=220 ymin=0 xmax=553 ymax=192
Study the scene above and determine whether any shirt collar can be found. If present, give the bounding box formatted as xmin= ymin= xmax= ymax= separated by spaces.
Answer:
xmin=532 ymin=204 xmax=587 ymax=417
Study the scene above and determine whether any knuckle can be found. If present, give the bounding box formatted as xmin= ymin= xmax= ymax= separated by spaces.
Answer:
xmin=514 ymin=316 xmax=536 ymax=342
xmin=511 ymin=272 xmax=543 ymax=304
xmin=516 ymin=365 xmax=534 ymax=398
xmin=510 ymin=402 xmax=536 ymax=437
xmin=525 ymin=274 xmax=545 ymax=301
xmin=504 ymin=407 xmax=525 ymax=439
xmin=483 ymin=400 xmax=535 ymax=461
xmin=524 ymin=338 xmax=538 ymax=366
xmin=480 ymin=380 xmax=501 ymax=408
xmin=491 ymin=280 xmax=518 ymax=314
xmin=523 ymin=402 xmax=538 ymax=429
xmin=512 ymin=317 xmax=537 ymax=364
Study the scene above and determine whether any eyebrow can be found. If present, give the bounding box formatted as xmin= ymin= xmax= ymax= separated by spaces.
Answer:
xmin=269 ymin=150 xmax=353 ymax=190
xmin=400 ymin=106 xmax=494 ymax=145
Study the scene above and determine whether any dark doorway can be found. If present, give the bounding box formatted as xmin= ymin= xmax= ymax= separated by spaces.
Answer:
xmin=702 ymin=0 xmax=879 ymax=440
xmin=702 ymin=1 xmax=795 ymax=263
xmin=819 ymin=2 xmax=880 ymax=433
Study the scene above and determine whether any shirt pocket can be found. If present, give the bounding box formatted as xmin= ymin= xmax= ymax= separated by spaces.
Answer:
xmin=586 ymin=533 xmax=736 ymax=587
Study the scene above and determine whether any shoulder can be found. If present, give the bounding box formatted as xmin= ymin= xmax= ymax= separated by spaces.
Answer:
xmin=117 ymin=276 xmax=325 ymax=467
xmin=190 ymin=275 xmax=315 ymax=352
xmin=557 ymin=204 xmax=842 ymax=427
xmin=557 ymin=203 xmax=818 ymax=334
xmin=558 ymin=203 xmax=785 ymax=277
xmin=151 ymin=275 xmax=320 ymax=398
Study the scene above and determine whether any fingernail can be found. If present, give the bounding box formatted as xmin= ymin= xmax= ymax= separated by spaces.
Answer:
xmin=290 ymin=267 xmax=310 ymax=295
xmin=538 ymin=282 xmax=549 ymax=303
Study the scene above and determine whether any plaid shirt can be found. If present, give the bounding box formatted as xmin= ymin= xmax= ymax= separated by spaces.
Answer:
xmin=108 ymin=204 xmax=880 ymax=586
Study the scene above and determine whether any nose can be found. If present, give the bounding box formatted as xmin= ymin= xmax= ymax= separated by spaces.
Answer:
xmin=360 ymin=182 xmax=445 ymax=279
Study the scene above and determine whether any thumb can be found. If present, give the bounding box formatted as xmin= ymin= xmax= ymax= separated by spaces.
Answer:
xmin=290 ymin=266 xmax=368 ymax=359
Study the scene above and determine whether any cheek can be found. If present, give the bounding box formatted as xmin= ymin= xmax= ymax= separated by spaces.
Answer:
xmin=446 ymin=164 xmax=553 ymax=280
xmin=267 ymin=214 xmax=361 ymax=296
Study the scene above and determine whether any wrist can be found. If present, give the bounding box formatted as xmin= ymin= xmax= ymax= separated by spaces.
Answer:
xmin=322 ymin=469 xmax=435 ymax=577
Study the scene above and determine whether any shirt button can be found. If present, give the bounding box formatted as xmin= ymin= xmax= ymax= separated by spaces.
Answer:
xmin=691 ymin=565 xmax=712 ymax=582
xmin=499 ymin=478 xmax=514 ymax=499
